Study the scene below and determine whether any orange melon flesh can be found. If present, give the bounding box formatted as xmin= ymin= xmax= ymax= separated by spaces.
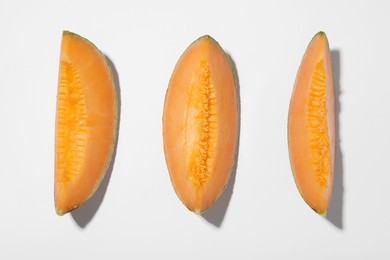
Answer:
xmin=55 ymin=31 xmax=117 ymax=216
xmin=163 ymin=35 xmax=238 ymax=213
xmin=288 ymin=32 xmax=335 ymax=216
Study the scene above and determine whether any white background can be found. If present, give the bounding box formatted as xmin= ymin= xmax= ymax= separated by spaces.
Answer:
xmin=1 ymin=0 xmax=389 ymax=259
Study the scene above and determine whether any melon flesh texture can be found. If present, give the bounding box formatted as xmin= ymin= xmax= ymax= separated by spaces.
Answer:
xmin=55 ymin=31 xmax=117 ymax=216
xmin=288 ymin=32 xmax=335 ymax=216
xmin=163 ymin=35 xmax=238 ymax=213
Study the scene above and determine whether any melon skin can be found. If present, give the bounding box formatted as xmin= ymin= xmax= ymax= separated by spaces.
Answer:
xmin=288 ymin=32 xmax=335 ymax=216
xmin=55 ymin=31 xmax=118 ymax=216
xmin=163 ymin=35 xmax=239 ymax=214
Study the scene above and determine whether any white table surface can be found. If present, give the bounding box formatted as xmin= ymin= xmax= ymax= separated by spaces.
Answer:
xmin=1 ymin=0 xmax=389 ymax=259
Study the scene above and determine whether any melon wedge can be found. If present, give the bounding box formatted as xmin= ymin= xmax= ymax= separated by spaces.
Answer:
xmin=288 ymin=32 xmax=335 ymax=216
xmin=163 ymin=35 xmax=239 ymax=213
xmin=55 ymin=31 xmax=118 ymax=216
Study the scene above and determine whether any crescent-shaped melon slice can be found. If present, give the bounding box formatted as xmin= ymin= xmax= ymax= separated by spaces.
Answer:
xmin=55 ymin=31 xmax=118 ymax=216
xmin=163 ymin=35 xmax=239 ymax=213
xmin=288 ymin=32 xmax=335 ymax=216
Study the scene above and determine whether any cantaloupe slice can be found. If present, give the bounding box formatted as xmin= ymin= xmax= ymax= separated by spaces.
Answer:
xmin=163 ymin=35 xmax=238 ymax=213
xmin=55 ymin=31 xmax=118 ymax=216
xmin=288 ymin=32 xmax=335 ymax=216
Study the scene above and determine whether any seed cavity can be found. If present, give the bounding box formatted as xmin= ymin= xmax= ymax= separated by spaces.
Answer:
xmin=56 ymin=61 xmax=89 ymax=184
xmin=186 ymin=61 xmax=218 ymax=189
xmin=306 ymin=59 xmax=330 ymax=187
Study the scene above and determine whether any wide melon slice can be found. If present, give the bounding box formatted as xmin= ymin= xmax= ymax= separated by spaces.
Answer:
xmin=163 ymin=35 xmax=239 ymax=213
xmin=288 ymin=32 xmax=335 ymax=216
xmin=55 ymin=31 xmax=118 ymax=216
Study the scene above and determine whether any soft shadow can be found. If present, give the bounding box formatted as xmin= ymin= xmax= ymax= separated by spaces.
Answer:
xmin=71 ymin=55 xmax=121 ymax=228
xmin=326 ymin=50 xmax=344 ymax=229
xmin=201 ymin=53 xmax=241 ymax=227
